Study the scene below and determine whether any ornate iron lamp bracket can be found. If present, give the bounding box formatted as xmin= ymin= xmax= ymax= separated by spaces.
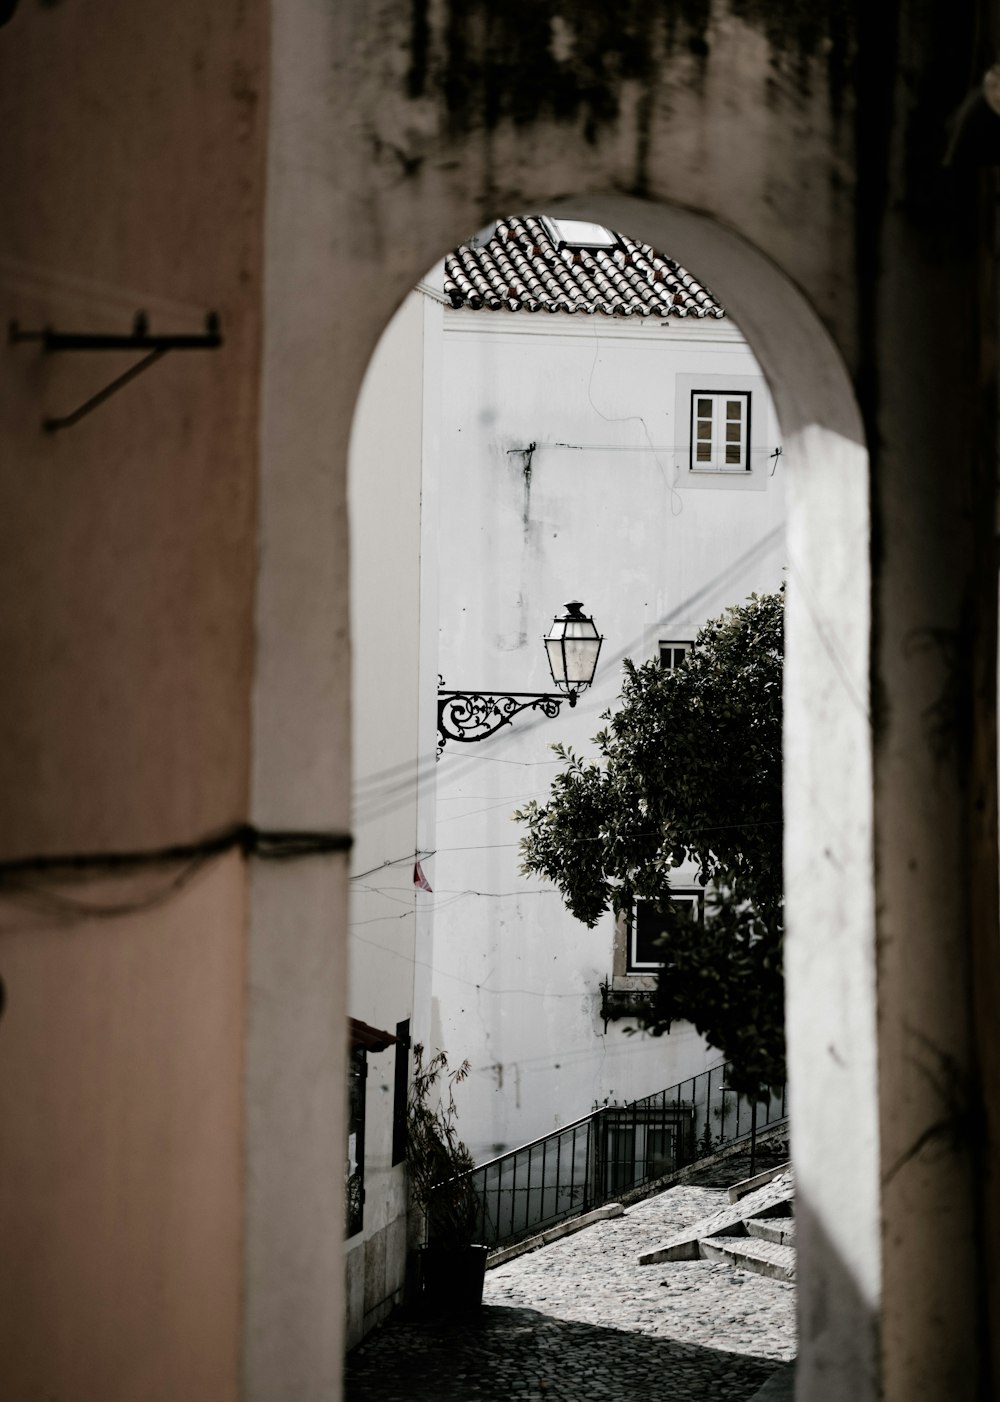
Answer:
xmin=436 ymin=602 xmax=601 ymax=755
xmin=437 ymin=679 xmax=578 ymax=754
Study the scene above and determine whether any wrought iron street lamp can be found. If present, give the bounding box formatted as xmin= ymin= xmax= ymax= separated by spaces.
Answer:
xmin=437 ymin=601 xmax=603 ymax=751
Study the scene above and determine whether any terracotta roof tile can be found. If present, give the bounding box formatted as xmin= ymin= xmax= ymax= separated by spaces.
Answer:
xmin=443 ymin=216 xmax=725 ymax=319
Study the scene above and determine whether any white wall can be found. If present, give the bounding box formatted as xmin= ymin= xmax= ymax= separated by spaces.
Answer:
xmin=345 ymin=291 xmax=431 ymax=1345
xmin=426 ymin=304 xmax=786 ymax=1160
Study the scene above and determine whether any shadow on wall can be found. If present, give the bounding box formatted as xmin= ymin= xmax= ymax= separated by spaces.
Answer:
xmin=794 ymin=1188 xmax=879 ymax=1398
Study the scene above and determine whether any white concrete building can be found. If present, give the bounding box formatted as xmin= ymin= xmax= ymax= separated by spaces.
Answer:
xmin=424 ymin=215 xmax=787 ymax=1161
xmin=349 ymin=215 xmax=788 ymax=1220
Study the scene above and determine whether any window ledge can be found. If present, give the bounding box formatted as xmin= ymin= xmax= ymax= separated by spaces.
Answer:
xmin=611 ymin=973 xmax=658 ymax=992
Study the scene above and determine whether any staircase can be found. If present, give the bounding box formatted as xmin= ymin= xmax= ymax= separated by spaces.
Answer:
xmin=699 ymin=1221 xmax=796 ymax=1281
xmin=439 ymin=1061 xmax=788 ymax=1254
xmin=638 ymin=1162 xmax=796 ymax=1282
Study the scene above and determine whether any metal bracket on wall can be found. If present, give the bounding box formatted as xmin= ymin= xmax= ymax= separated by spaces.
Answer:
xmin=437 ymin=680 xmax=576 ymax=756
xmin=8 ymin=310 xmax=223 ymax=431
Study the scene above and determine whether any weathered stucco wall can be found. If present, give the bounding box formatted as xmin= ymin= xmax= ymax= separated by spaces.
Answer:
xmin=327 ymin=1 xmax=859 ymax=370
xmin=864 ymin=8 xmax=1000 ymax=1394
xmin=0 ymin=0 xmax=265 ymax=856
xmin=322 ymin=4 xmax=996 ymax=1396
xmin=0 ymin=2 xmax=996 ymax=1400
xmin=0 ymin=857 xmax=246 ymax=1402
xmin=0 ymin=2 xmax=267 ymax=1398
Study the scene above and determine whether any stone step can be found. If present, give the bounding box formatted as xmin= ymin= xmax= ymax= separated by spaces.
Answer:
xmin=728 ymin=1161 xmax=793 ymax=1203
xmin=698 ymin=1235 xmax=796 ymax=1282
xmin=638 ymin=1168 xmax=794 ymax=1265
xmin=746 ymin=1216 xmax=796 ymax=1246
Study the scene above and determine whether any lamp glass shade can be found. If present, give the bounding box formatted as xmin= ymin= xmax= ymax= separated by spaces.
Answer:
xmin=544 ymin=603 xmax=603 ymax=692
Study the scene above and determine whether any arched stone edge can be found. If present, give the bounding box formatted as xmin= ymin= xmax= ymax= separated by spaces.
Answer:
xmin=245 ymin=169 xmax=878 ymax=1402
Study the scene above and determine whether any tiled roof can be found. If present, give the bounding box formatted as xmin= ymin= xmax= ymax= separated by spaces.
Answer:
xmin=443 ymin=215 xmax=725 ymax=319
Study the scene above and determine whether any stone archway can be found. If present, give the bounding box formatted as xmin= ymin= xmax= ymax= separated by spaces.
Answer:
xmin=251 ymin=1 xmax=998 ymax=1386
xmin=2 ymin=5 xmax=990 ymax=1400
xmin=328 ymin=194 xmax=876 ymax=1399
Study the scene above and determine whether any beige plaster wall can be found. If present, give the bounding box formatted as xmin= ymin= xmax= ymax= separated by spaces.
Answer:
xmin=0 ymin=854 xmax=246 ymax=1402
xmin=0 ymin=2 xmax=267 ymax=1397
xmin=244 ymin=858 xmax=349 ymax=1401
xmin=242 ymin=1 xmax=356 ymax=1393
xmin=0 ymin=0 xmax=266 ymax=857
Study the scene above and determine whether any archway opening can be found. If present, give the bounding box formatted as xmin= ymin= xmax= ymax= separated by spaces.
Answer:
xmin=343 ymin=195 xmax=875 ymax=1394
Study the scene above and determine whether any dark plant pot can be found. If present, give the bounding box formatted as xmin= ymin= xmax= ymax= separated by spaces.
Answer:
xmin=419 ymin=1243 xmax=489 ymax=1312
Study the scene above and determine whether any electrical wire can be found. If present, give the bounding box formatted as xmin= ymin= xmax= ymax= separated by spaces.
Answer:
xmin=354 ymin=884 xmax=556 ymax=900
xmin=350 ymin=851 xmax=434 ymax=882
xmin=0 ymin=824 xmax=353 ymax=922
xmin=434 ymin=793 xmax=548 ymax=824
xmin=348 ymin=924 xmax=613 ymax=1000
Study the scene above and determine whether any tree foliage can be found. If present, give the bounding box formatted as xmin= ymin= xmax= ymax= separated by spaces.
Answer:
xmin=514 ymin=590 xmax=784 ymax=1097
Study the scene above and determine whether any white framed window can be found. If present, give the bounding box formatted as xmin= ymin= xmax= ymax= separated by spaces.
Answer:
xmin=690 ymin=391 xmax=751 ymax=472
xmin=658 ymin=640 xmax=691 ymax=671
xmin=627 ymin=892 xmax=703 ymax=973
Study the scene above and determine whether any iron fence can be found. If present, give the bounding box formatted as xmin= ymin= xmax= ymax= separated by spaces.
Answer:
xmin=454 ymin=1062 xmax=787 ymax=1253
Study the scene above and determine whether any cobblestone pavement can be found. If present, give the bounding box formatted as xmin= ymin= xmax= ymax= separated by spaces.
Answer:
xmin=345 ymin=1185 xmax=796 ymax=1401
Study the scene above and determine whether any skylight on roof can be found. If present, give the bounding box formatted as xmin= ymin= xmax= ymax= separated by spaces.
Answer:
xmin=543 ymin=218 xmax=618 ymax=251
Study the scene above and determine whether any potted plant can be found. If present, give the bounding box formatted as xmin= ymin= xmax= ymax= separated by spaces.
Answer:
xmin=406 ymin=1043 xmax=488 ymax=1311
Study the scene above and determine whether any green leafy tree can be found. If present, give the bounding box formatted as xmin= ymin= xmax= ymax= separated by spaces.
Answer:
xmin=515 ymin=590 xmax=784 ymax=1097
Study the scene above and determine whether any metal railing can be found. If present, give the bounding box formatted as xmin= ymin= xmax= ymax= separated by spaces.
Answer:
xmin=455 ymin=1062 xmax=787 ymax=1252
